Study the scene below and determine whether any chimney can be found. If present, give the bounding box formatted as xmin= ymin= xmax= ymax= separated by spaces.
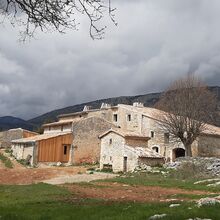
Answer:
xmin=83 ymin=105 xmax=92 ymax=111
xmin=133 ymin=102 xmax=144 ymax=108
xmin=100 ymin=103 xmax=111 ymax=109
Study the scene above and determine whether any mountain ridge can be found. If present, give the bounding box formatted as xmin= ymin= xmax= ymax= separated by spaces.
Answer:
xmin=0 ymin=86 xmax=219 ymax=131
xmin=0 ymin=116 xmax=35 ymax=131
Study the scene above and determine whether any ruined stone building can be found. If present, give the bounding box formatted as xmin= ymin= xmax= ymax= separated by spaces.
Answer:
xmin=11 ymin=102 xmax=220 ymax=171
xmin=0 ymin=128 xmax=38 ymax=148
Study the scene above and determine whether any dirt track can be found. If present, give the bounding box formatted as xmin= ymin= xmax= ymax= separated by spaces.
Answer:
xmin=0 ymin=150 xmax=88 ymax=185
xmin=64 ymin=182 xmax=214 ymax=203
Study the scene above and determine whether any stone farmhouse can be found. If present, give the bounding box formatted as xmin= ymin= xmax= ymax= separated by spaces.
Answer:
xmin=99 ymin=129 xmax=164 ymax=172
xmin=11 ymin=102 xmax=220 ymax=171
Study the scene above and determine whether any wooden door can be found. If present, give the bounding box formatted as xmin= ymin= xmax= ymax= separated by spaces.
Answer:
xmin=61 ymin=144 xmax=70 ymax=162
xmin=123 ymin=157 xmax=127 ymax=172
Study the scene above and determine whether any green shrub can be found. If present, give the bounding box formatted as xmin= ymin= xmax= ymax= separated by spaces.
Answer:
xmin=5 ymin=148 xmax=12 ymax=154
xmin=0 ymin=153 xmax=13 ymax=168
xmin=101 ymin=168 xmax=113 ymax=173
xmin=17 ymin=159 xmax=27 ymax=166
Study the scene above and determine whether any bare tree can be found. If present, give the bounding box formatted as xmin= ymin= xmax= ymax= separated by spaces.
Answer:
xmin=155 ymin=75 xmax=217 ymax=157
xmin=0 ymin=0 xmax=116 ymax=40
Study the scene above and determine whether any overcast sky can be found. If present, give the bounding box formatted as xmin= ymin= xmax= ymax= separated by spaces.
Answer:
xmin=0 ymin=0 xmax=220 ymax=120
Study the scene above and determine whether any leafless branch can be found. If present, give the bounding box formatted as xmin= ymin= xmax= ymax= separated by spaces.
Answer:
xmin=154 ymin=74 xmax=217 ymax=156
xmin=0 ymin=0 xmax=116 ymax=41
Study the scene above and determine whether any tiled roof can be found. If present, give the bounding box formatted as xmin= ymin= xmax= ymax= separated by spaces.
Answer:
xmin=43 ymin=120 xmax=73 ymax=127
xmin=99 ymin=128 xmax=150 ymax=139
xmin=202 ymin=124 xmax=220 ymax=136
xmin=12 ymin=132 xmax=72 ymax=143
xmin=8 ymin=128 xmax=39 ymax=135
xmin=124 ymin=145 xmax=164 ymax=158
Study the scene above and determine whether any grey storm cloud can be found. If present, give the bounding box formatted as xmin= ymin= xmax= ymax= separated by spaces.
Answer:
xmin=0 ymin=0 xmax=220 ymax=119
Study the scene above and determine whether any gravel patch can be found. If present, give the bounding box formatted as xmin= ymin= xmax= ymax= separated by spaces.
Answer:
xmin=42 ymin=172 xmax=117 ymax=184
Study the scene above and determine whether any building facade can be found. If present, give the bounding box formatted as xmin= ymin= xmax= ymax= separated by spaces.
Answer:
xmin=99 ymin=129 xmax=164 ymax=172
xmin=11 ymin=102 xmax=220 ymax=168
xmin=12 ymin=132 xmax=73 ymax=166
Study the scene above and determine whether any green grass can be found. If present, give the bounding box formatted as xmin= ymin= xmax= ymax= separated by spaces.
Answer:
xmin=166 ymin=193 xmax=219 ymax=200
xmin=0 ymin=153 xmax=13 ymax=168
xmin=0 ymin=183 xmax=220 ymax=220
xmin=100 ymin=172 xmax=220 ymax=192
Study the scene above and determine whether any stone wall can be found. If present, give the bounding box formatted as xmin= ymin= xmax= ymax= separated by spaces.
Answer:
xmin=44 ymin=124 xmax=72 ymax=134
xmin=72 ymin=117 xmax=115 ymax=164
xmin=11 ymin=142 xmax=35 ymax=165
xmin=197 ymin=135 xmax=220 ymax=157
xmin=138 ymin=157 xmax=165 ymax=167
xmin=125 ymin=138 xmax=148 ymax=148
xmin=1 ymin=129 xmax=24 ymax=148
xmin=142 ymin=116 xmax=185 ymax=160
xmin=115 ymin=106 xmax=142 ymax=133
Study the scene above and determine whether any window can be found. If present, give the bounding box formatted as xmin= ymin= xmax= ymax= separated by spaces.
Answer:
xmin=113 ymin=114 xmax=118 ymax=122
xmin=151 ymin=131 xmax=155 ymax=138
xmin=63 ymin=145 xmax=67 ymax=155
xmin=152 ymin=146 xmax=159 ymax=153
xmin=127 ymin=114 xmax=131 ymax=121
xmin=164 ymin=133 xmax=170 ymax=144
xmin=109 ymin=138 xmax=112 ymax=145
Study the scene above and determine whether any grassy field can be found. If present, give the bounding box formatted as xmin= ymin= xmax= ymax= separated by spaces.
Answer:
xmin=102 ymin=171 xmax=220 ymax=192
xmin=0 ymin=183 xmax=220 ymax=220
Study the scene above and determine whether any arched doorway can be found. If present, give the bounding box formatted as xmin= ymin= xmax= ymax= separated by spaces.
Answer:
xmin=172 ymin=148 xmax=185 ymax=161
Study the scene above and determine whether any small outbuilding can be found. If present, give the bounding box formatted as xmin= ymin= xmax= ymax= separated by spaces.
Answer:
xmin=11 ymin=132 xmax=73 ymax=166
xmin=0 ymin=128 xmax=38 ymax=148
xmin=99 ymin=129 xmax=164 ymax=172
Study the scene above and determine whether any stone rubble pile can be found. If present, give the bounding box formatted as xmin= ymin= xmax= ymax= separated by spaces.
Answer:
xmin=197 ymin=197 xmax=220 ymax=207
xmin=164 ymin=157 xmax=220 ymax=176
xmin=187 ymin=218 xmax=212 ymax=220
xmin=148 ymin=214 xmax=167 ymax=220
xmin=135 ymin=163 xmax=152 ymax=172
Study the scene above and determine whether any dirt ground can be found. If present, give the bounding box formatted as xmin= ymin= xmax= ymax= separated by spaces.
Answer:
xmin=0 ymin=150 xmax=218 ymax=203
xmin=0 ymin=150 xmax=89 ymax=185
xmin=0 ymin=166 xmax=87 ymax=185
xmin=64 ymin=182 xmax=215 ymax=203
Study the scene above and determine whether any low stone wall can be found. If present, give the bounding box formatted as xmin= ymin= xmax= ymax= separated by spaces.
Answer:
xmin=138 ymin=157 xmax=165 ymax=167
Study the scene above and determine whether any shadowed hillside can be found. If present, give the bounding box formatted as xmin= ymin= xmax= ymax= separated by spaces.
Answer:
xmin=28 ymin=86 xmax=220 ymax=128
xmin=0 ymin=116 xmax=35 ymax=131
xmin=0 ymin=86 xmax=219 ymax=131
